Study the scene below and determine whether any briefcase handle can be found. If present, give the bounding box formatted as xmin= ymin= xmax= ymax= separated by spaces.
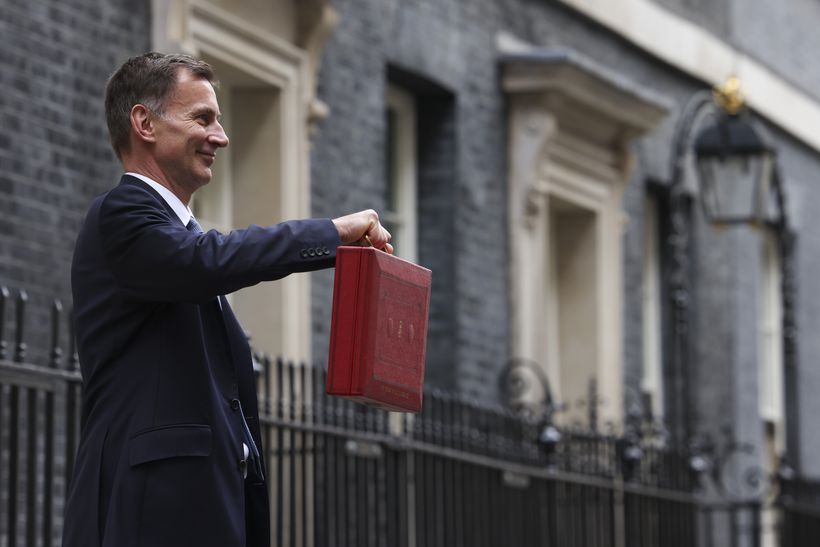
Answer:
xmin=361 ymin=234 xmax=389 ymax=252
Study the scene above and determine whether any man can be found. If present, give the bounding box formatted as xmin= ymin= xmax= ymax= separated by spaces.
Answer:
xmin=62 ymin=52 xmax=391 ymax=547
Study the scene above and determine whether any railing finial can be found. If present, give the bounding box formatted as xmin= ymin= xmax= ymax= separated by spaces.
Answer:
xmin=0 ymin=285 xmax=9 ymax=360
xmin=14 ymin=289 xmax=28 ymax=363
xmin=50 ymin=299 xmax=64 ymax=368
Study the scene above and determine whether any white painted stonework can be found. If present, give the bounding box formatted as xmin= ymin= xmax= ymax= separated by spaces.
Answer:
xmin=557 ymin=0 xmax=820 ymax=153
xmin=152 ymin=0 xmax=337 ymax=363
xmin=504 ymin=52 xmax=668 ymax=427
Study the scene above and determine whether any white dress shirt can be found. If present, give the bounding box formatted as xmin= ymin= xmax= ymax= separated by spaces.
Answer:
xmin=125 ymin=172 xmax=193 ymax=226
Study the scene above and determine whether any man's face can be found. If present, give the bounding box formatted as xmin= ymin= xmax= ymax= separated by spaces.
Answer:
xmin=151 ymin=70 xmax=228 ymax=193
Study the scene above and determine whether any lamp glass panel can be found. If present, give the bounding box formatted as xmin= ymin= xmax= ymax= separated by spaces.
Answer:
xmin=758 ymin=154 xmax=779 ymax=223
xmin=697 ymin=154 xmax=768 ymax=223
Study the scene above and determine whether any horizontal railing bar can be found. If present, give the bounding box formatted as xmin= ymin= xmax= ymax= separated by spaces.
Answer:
xmin=780 ymin=501 xmax=820 ymax=518
xmin=0 ymin=360 xmax=82 ymax=390
xmin=406 ymin=439 xmax=701 ymax=504
xmin=260 ymin=414 xmax=700 ymax=504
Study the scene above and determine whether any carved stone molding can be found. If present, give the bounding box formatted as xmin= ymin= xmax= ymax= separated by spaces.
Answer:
xmin=502 ymin=43 xmax=671 ymax=426
xmin=152 ymin=0 xmax=337 ymax=136
xmin=149 ymin=0 xmax=339 ymax=362
xmin=296 ymin=0 xmax=339 ymax=136
xmin=503 ymin=46 xmax=671 ymax=230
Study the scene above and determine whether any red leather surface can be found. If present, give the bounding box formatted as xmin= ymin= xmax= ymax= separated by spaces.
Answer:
xmin=326 ymin=247 xmax=431 ymax=412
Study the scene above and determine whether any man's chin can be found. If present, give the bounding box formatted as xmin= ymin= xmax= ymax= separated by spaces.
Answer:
xmin=195 ymin=169 xmax=213 ymax=187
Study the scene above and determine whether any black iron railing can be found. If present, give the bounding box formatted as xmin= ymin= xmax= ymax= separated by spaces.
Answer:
xmin=0 ymin=288 xmax=82 ymax=547
xmin=780 ymin=476 xmax=820 ymax=546
xmin=2 ymin=284 xmax=820 ymax=546
xmin=258 ymin=356 xmax=701 ymax=547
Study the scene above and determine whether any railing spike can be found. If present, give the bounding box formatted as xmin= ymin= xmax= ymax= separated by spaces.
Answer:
xmin=0 ymin=285 xmax=8 ymax=360
xmin=50 ymin=299 xmax=64 ymax=368
xmin=14 ymin=289 xmax=28 ymax=362
xmin=68 ymin=306 xmax=80 ymax=371
xmin=263 ymin=354 xmax=272 ymax=416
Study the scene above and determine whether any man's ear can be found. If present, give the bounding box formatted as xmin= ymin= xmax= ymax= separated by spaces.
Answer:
xmin=130 ymin=104 xmax=157 ymax=144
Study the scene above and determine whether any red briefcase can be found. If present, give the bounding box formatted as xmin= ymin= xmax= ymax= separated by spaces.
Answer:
xmin=326 ymin=246 xmax=432 ymax=412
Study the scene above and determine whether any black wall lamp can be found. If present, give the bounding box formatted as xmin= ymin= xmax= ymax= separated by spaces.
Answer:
xmin=691 ymin=77 xmax=784 ymax=228
xmin=666 ymin=77 xmax=798 ymax=468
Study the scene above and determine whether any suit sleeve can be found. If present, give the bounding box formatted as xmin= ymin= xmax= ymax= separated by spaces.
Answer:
xmin=98 ymin=183 xmax=340 ymax=303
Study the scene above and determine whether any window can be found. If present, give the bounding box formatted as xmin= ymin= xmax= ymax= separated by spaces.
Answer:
xmin=385 ymin=67 xmax=457 ymax=386
xmin=759 ymin=230 xmax=784 ymax=453
xmin=758 ymin=230 xmax=784 ymax=547
xmin=502 ymin=52 xmax=669 ymax=427
xmin=642 ymin=194 xmax=664 ymax=421
xmin=192 ymin=69 xmax=285 ymax=358
xmin=384 ymin=85 xmax=418 ymax=262
xmin=157 ymin=0 xmax=320 ymax=362
xmin=547 ymin=196 xmax=600 ymax=424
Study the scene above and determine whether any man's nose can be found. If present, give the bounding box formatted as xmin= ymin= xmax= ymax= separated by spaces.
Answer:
xmin=209 ymin=122 xmax=229 ymax=148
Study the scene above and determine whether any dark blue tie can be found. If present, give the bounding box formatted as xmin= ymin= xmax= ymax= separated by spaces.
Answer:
xmin=186 ymin=216 xmax=204 ymax=234
xmin=186 ymin=215 xmax=264 ymax=481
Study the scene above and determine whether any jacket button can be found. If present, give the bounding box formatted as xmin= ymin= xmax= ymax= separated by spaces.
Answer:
xmin=238 ymin=458 xmax=248 ymax=477
xmin=300 ymin=249 xmax=308 ymax=259
xmin=230 ymin=398 xmax=240 ymax=411
xmin=323 ymin=247 xmax=330 ymax=255
xmin=308 ymin=248 xmax=316 ymax=257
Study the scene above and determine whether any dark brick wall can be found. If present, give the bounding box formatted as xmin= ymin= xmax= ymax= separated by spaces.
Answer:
xmin=732 ymin=0 xmax=820 ymax=101
xmin=0 ymin=3 xmax=149 ymax=541
xmin=649 ymin=0 xmax=820 ymax=104
xmin=309 ymin=0 xmax=820 ymax=474
xmin=310 ymin=0 xmax=511 ymax=398
xmin=309 ymin=0 xmax=693 ymax=400
xmin=0 ymin=0 xmax=150 ymax=364
xmin=415 ymin=93 xmax=458 ymax=390
xmin=653 ymin=0 xmax=731 ymax=38
xmin=1 ymin=0 xmax=819 ymax=479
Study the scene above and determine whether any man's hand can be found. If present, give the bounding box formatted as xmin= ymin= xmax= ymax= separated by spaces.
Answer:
xmin=332 ymin=209 xmax=394 ymax=254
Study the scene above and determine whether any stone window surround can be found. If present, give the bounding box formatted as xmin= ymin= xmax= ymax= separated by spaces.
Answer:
xmin=503 ymin=47 xmax=669 ymax=426
xmin=151 ymin=0 xmax=336 ymax=362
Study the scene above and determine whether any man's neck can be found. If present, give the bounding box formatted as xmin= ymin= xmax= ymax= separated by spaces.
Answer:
xmin=121 ymin=159 xmax=192 ymax=205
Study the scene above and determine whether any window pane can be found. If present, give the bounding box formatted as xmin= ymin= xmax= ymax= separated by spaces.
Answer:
xmin=642 ymin=194 xmax=664 ymax=421
xmin=385 ymin=85 xmax=417 ymax=261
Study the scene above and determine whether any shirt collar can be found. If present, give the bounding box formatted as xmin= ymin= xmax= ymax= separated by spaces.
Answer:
xmin=125 ymin=172 xmax=193 ymax=226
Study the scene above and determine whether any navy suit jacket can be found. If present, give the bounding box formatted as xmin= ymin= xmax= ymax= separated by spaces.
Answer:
xmin=62 ymin=175 xmax=339 ymax=547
